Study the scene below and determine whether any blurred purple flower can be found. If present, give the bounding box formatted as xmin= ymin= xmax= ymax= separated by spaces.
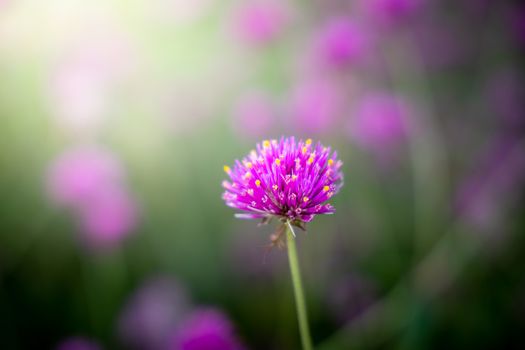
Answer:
xmin=47 ymin=147 xmax=123 ymax=208
xmin=348 ymin=92 xmax=410 ymax=155
xmin=288 ymin=78 xmax=344 ymax=134
xmin=50 ymin=60 xmax=110 ymax=133
xmin=49 ymin=28 xmax=136 ymax=133
xmin=314 ymin=17 xmax=370 ymax=69
xmin=56 ymin=337 xmax=101 ymax=350
xmin=119 ymin=277 xmax=191 ymax=350
xmin=232 ymin=92 xmax=277 ymax=139
xmin=78 ymin=186 xmax=138 ymax=249
xmin=234 ymin=0 xmax=289 ymax=45
xmin=170 ymin=308 xmax=245 ymax=350
xmin=361 ymin=0 xmax=424 ymax=26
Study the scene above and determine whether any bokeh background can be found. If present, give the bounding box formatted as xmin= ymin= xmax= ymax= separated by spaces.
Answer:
xmin=1 ymin=0 xmax=524 ymax=349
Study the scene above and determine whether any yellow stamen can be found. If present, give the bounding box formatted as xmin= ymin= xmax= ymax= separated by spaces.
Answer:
xmin=328 ymin=159 xmax=334 ymax=166
xmin=323 ymin=185 xmax=330 ymax=192
xmin=272 ymin=184 xmax=278 ymax=191
xmin=301 ymin=146 xmax=307 ymax=154
xmin=303 ymin=196 xmax=309 ymax=203
xmin=291 ymin=175 xmax=298 ymax=181
xmin=245 ymin=162 xmax=253 ymax=169
xmin=275 ymin=158 xmax=281 ymax=166
xmin=263 ymin=140 xmax=270 ymax=148
xmin=223 ymin=165 xmax=231 ymax=174
xmin=243 ymin=172 xmax=252 ymax=179
xmin=307 ymin=156 xmax=314 ymax=165
xmin=255 ymin=179 xmax=261 ymax=187
xmin=305 ymin=138 xmax=312 ymax=145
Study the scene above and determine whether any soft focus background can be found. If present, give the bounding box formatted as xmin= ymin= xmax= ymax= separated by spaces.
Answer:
xmin=1 ymin=0 xmax=524 ymax=349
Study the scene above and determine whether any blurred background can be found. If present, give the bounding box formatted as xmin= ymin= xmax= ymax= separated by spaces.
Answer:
xmin=1 ymin=0 xmax=524 ymax=349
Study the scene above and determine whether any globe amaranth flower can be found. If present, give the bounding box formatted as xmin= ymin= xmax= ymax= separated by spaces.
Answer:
xmin=170 ymin=308 xmax=245 ymax=350
xmin=222 ymin=137 xmax=343 ymax=229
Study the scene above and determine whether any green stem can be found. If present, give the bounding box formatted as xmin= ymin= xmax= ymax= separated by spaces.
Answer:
xmin=286 ymin=222 xmax=314 ymax=350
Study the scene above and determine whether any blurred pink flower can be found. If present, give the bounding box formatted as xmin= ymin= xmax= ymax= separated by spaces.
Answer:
xmin=232 ymin=91 xmax=277 ymax=139
xmin=119 ymin=277 xmax=191 ymax=350
xmin=49 ymin=29 xmax=136 ymax=133
xmin=234 ymin=0 xmax=289 ymax=45
xmin=78 ymin=186 xmax=138 ymax=249
xmin=51 ymin=60 xmax=110 ymax=133
xmin=56 ymin=337 xmax=101 ymax=350
xmin=314 ymin=17 xmax=370 ymax=69
xmin=47 ymin=147 xmax=123 ymax=208
xmin=361 ymin=0 xmax=424 ymax=26
xmin=348 ymin=92 xmax=409 ymax=154
xmin=288 ymin=77 xmax=344 ymax=134
xmin=170 ymin=308 xmax=245 ymax=350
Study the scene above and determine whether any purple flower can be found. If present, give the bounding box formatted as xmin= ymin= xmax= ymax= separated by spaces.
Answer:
xmin=118 ymin=276 xmax=191 ymax=350
xmin=314 ymin=17 xmax=369 ymax=68
xmin=49 ymin=28 xmax=136 ymax=133
xmin=234 ymin=0 xmax=289 ymax=45
xmin=55 ymin=337 xmax=101 ymax=350
xmin=170 ymin=308 xmax=245 ymax=350
xmin=348 ymin=93 xmax=409 ymax=155
xmin=222 ymin=137 xmax=343 ymax=224
xmin=46 ymin=146 xmax=123 ymax=208
xmin=78 ymin=186 xmax=138 ymax=249
xmin=288 ymin=78 xmax=344 ymax=134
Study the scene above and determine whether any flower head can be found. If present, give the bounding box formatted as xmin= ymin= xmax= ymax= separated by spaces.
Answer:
xmin=170 ymin=308 xmax=245 ymax=350
xmin=234 ymin=0 xmax=290 ymax=46
xmin=348 ymin=92 xmax=409 ymax=153
xmin=314 ymin=17 xmax=369 ymax=68
xmin=118 ymin=276 xmax=191 ymax=350
xmin=46 ymin=146 xmax=123 ymax=208
xmin=222 ymin=137 xmax=343 ymax=225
